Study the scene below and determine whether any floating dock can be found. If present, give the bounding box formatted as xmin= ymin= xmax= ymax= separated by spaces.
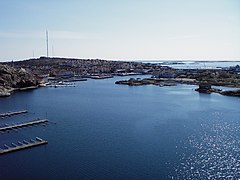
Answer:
xmin=0 ymin=119 xmax=48 ymax=131
xmin=0 ymin=137 xmax=48 ymax=154
xmin=0 ymin=110 xmax=28 ymax=118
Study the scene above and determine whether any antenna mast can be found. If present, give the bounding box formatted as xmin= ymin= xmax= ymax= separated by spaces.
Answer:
xmin=46 ymin=30 xmax=49 ymax=57
xmin=52 ymin=45 xmax=54 ymax=57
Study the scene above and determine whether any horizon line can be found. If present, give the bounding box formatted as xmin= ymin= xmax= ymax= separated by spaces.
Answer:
xmin=1 ymin=56 xmax=240 ymax=63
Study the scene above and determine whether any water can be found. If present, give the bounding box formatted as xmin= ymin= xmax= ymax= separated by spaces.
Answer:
xmin=140 ymin=60 xmax=240 ymax=69
xmin=0 ymin=76 xmax=239 ymax=179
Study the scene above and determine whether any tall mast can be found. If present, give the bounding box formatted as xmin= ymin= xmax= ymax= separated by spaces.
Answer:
xmin=46 ymin=30 xmax=49 ymax=57
xmin=52 ymin=45 xmax=54 ymax=57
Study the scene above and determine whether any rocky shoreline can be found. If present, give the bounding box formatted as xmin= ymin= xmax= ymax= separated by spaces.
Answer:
xmin=115 ymin=78 xmax=240 ymax=97
xmin=220 ymin=89 xmax=240 ymax=97
xmin=0 ymin=65 xmax=39 ymax=97
xmin=1 ymin=57 xmax=239 ymax=97
xmin=0 ymin=86 xmax=40 ymax=97
xmin=115 ymin=77 xmax=197 ymax=86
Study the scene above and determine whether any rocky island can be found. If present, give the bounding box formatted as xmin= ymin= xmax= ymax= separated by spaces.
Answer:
xmin=115 ymin=77 xmax=240 ymax=97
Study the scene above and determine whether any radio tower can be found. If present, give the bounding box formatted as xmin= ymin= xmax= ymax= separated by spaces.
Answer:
xmin=46 ymin=30 xmax=49 ymax=57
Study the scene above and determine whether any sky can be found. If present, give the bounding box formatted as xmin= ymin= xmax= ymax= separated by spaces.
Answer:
xmin=0 ymin=0 xmax=240 ymax=61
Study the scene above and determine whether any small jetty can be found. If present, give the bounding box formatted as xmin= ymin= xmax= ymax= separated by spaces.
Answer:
xmin=0 ymin=119 xmax=48 ymax=131
xmin=63 ymin=77 xmax=87 ymax=82
xmin=0 ymin=137 xmax=48 ymax=154
xmin=0 ymin=110 xmax=28 ymax=118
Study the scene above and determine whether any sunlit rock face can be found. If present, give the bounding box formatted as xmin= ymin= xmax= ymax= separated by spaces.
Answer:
xmin=0 ymin=65 xmax=38 ymax=97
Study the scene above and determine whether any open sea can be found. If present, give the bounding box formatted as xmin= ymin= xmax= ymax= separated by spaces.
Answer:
xmin=141 ymin=60 xmax=240 ymax=69
xmin=0 ymin=75 xmax=239 ymax=179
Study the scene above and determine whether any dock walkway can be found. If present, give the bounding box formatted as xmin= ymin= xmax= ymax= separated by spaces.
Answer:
xmin=0 ymin=137 xmax=48 ymax=154
xmin=0 ymin=110 xmax=28 ymax=118
xmin=0 ymin=119 xmax=48 ymax=131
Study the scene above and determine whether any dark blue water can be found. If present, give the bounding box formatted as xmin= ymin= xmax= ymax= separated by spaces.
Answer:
xmin=0 ymin=76 xmax=239 ymax=179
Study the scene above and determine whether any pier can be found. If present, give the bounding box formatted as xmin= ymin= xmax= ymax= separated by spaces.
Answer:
xmin=0 ymin=110 xmax=28 ymax=118
xmin=0 ymin=119 xmax=48 ymax=131
xmin=0 ymin=137 xmax=48 ymax=154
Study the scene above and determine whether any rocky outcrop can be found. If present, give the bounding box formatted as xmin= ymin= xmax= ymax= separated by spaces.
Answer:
xmin=195 ymin=83 xmax=222 ymax=94
xmin=194 ymin=83 xmax=240 ymax=97
xmin=0 ymin=65 xmax=38 ymax=97
xmin=0 ymin=86 xmax=11 ymax=97
xmin=115 ymin=78 xmax=154 ymax=86
xmin=115 ymin=78 xmax=196 ymax=87
xmin=220 ymin=90 xmax=240 ymax=97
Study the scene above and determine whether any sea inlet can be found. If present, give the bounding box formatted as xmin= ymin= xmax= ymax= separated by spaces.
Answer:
xmin=0 ymin=75 xmax=239 ymax=179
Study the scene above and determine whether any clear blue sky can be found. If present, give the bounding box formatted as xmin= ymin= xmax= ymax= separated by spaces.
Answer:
xmin=0 ymin=0 xmax=240 ymax=61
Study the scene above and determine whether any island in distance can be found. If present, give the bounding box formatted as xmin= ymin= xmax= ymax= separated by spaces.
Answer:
xmin=0 ymin=56 xmax=240 ymax=97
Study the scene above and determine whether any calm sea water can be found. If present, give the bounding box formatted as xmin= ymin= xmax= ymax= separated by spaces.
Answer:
xmin=141 ymin=60 xmax=240 ymax=69
xmin=0 ymin=76 xmax=239 ymax=179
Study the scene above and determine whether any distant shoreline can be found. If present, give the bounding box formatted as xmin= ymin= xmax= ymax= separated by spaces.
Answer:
xmin=1 ymin=57 xmax=240 ymax=63
xmin=1 ymin=57 xmax=239 ymax=97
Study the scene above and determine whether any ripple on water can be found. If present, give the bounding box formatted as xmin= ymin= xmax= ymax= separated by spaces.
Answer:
xmin=171 ymin=112 xmax=240 ymax=179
